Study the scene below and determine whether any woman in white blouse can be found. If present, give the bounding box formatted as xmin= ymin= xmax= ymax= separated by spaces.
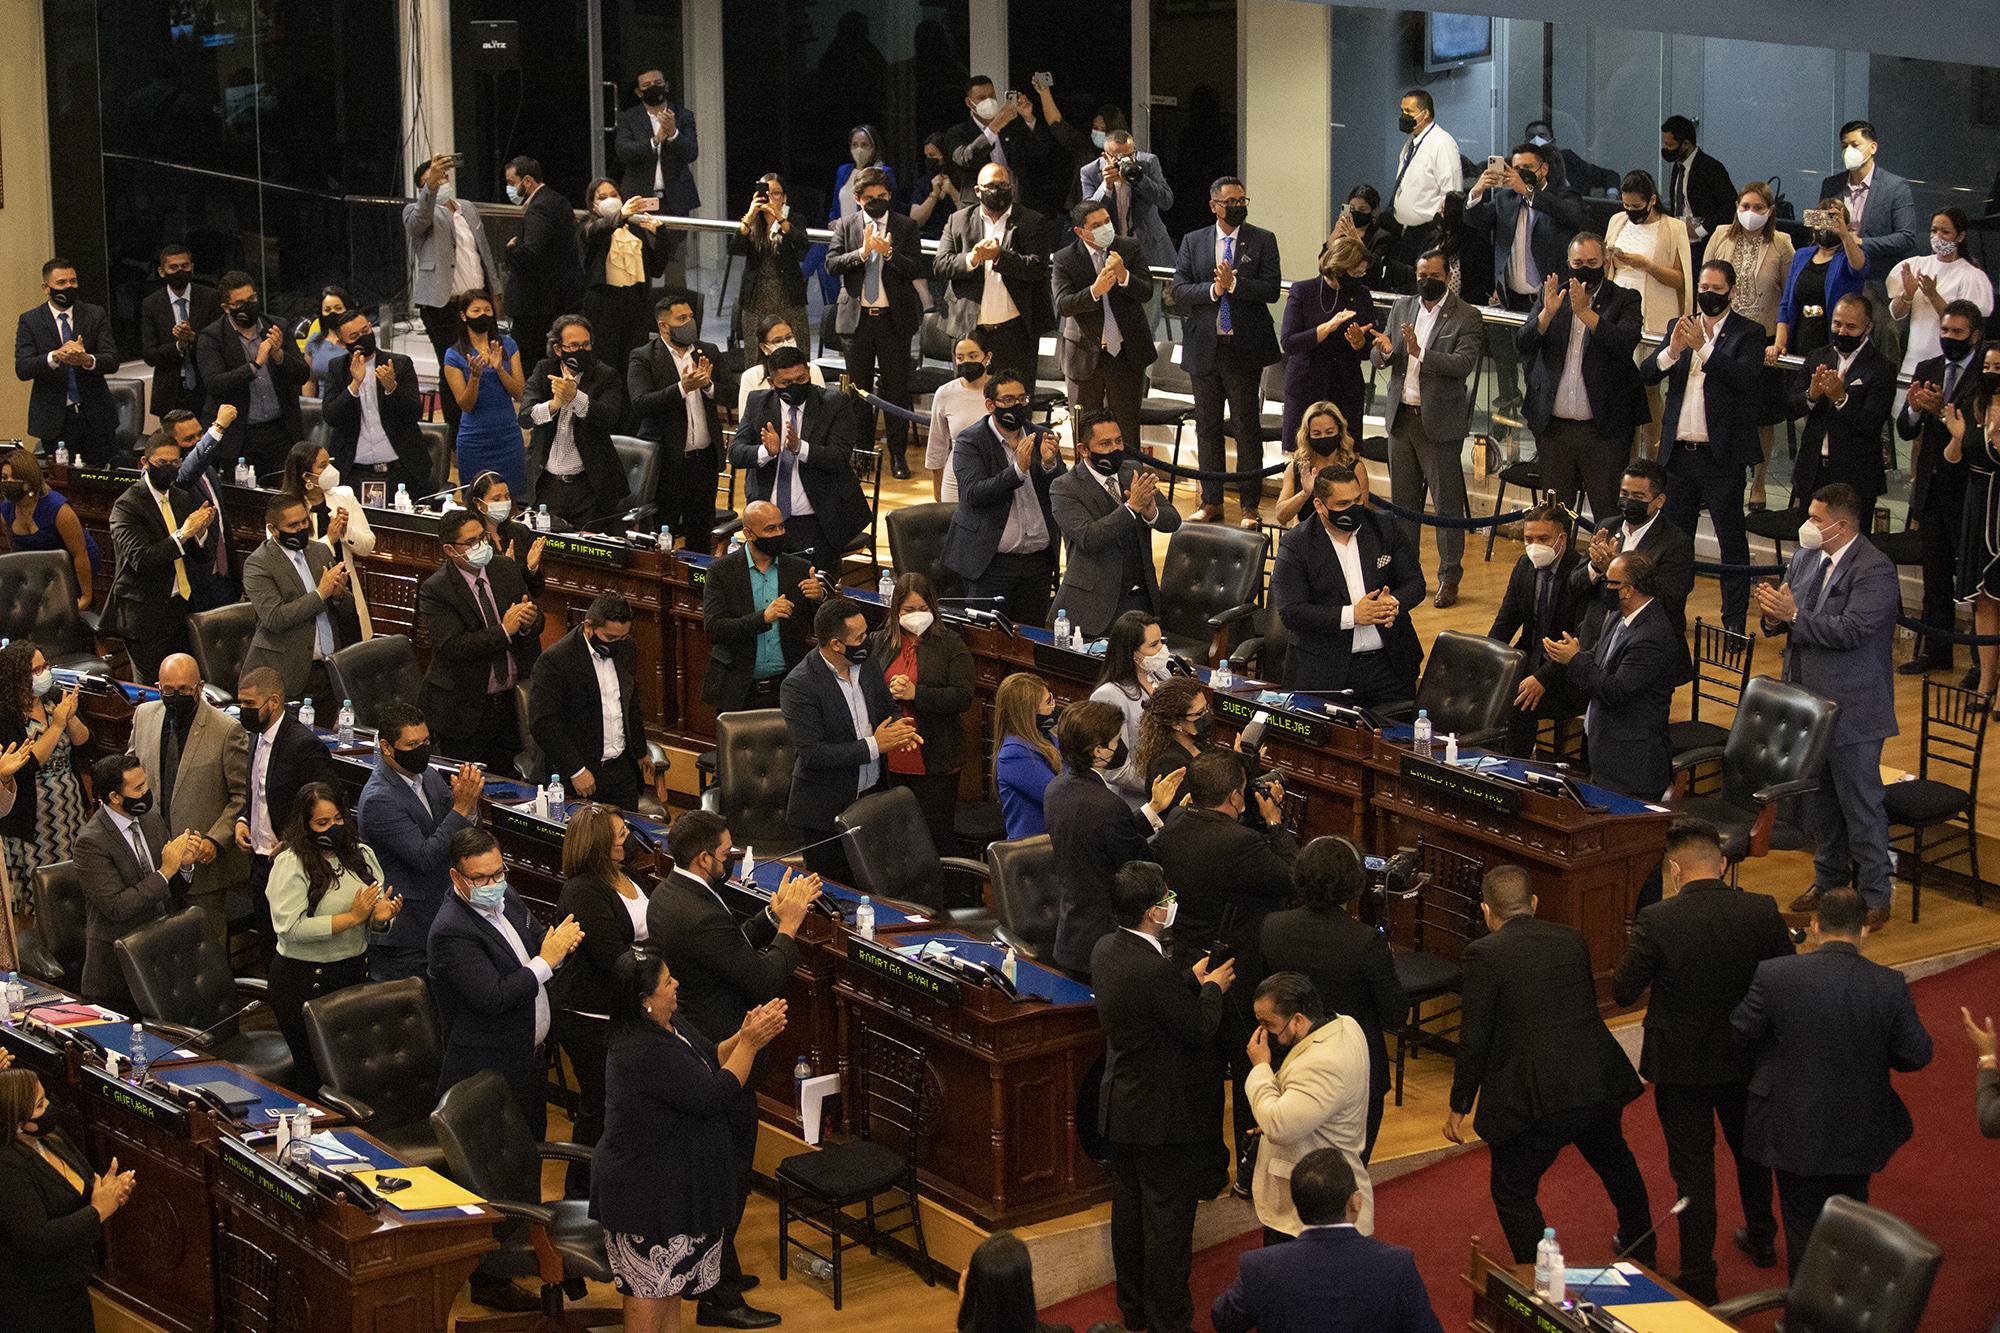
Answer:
xmin=1604 ymin=169 xmax=1692 ymax=458
xmin=735 ymin=313 xmax=824 ymax=418
xmin=924 ymin=332 xmax=993 ymax=502
xmin=1888 ymin=206 xmax=1995 ymax=377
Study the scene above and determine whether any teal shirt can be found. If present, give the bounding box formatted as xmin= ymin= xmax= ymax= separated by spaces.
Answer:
xmin=750 ymin=558 xmax=787 ymax=679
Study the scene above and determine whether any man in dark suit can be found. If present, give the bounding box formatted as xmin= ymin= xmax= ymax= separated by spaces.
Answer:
xmin=1270 ymin=467 xmax=1425 ymax=706
xmin=138 ymin=243 xmax=218 ymax=421
xmin=520 ymin=314 xmax=630 ymax=531
xmin=103 ymin=428 xmax=225 ymax=683
xmin=164 ymin=407 xmax=240 ymax=594
xmin=827 ymin=168 xmax=925 ymax=479
xmin=1733 ymin=889 xmax=1932 ymax=1277
xmin=943 ymin=369 xmax=1065 ymax=627
xmin=14 ymin=258 xmax=121 ymax=464
xmin=196 ymin=271 xmax=308 ymax=478
xmin=502 ymin=156 xmax=585 ymax=356
xmin=231 ymin=668 xmax=336 ymax=962
xmin=1488 ymin=504 xmax=1590 ymax=757
xmin=1612 ymin=818 xmax=1794 ymax=1302
xmin=1789 ymin=293 xmax=1894 ymax=520
xmin=1660 ymin=116 xmax=1735 ymax=246
xmin=932 ymin=163 xmax=1052 ymax=391
xmin=1445 ymin=866 xmax=1653 ymax=1265
xmin=418 ymin=511 xmax=543 ymax=776
xmin=1643 ymin=258 xmax=1766 ymax=632
xmin=1755 ymin=484 xmax=1902 ymax=929
xmin=702 ymin=502 xmax=822 ymax=713
xmin=357 ymin=703 xmax=484 ymax=983
xmin=612 ymin=69 xmax=699 ymax=280
xmin=1094 ymin=861 xmax=1237 ymax=1333
xmin=941 ymin=76 xmax=1041 ymax=194
xmin=318 ymin=307 xmax=430 ymax=501
xmin=527 ymin=591 xmax=644 ymax=810
xmin=1572 ymin=459 xmax=1694 ymax=643
xmin=627 ymin=291 xmax=723 ymax=547
xmin=1046 ymin=701 xmax=1179 ymax=977
xmin=1261 ymin=837 xmax=1409 ymax=1161
xmin=240 ymin=493 xmax=360 ymax=707
xmin=1211 ymin=1149 xmax=1444 ymax=1333
xmin=779 ymin=598 xmax=917 ymax=884
xmin=1172 ymin=177 xmax=1282 ymax=523
xmin=1466 ymin=142 xmax=1584 ymax=315
xmin=649 ymin=811 xmax=816 ymax=1328
xmin=1049 ymin=409 xmax=1180 ymax=638
xmin=1516 ymin=235 xmax=1647 ymax=527
xmin=1052 ymin=199 xmax=1156 ymax=457
xmin=729 ymin=348 xmax=870 ymax=577
xmin=75 ymin=752 xmax=198 ymax=1008
xmin=1894 ymin=300 xmax=1982 ymax=677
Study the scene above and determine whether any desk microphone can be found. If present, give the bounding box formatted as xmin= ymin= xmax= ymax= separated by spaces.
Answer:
xmin=957 ymin=607 xmax=1018 ymax=636
xmin=166 ymin=997 xmax=271 ymax=1053
xmin=1567 ymin=1196 xmax=1688 ymax=1287
xmin=728 ymin=830 xmax=853 ymax=918
xmin=937 ymin=597 xmax=1008 ymax=607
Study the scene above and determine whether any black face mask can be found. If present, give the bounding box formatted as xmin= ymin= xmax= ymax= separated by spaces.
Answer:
xmin=955 ymin=360 xmax=986 ymax=382
xmin=665 ymin=322 xmax=696 ymax=347
xmin=639 ymin=85 xmax=669 ymax=106
xmin=1037 ymin=712 xmax=1057 ymax=736
xmin=980 ymin=185 xmax=1014 ymax=212
xmin=993 ymin=403 xmax=1033 ymax=433
xmin=392 ymin=743 xmax=432 ymax=774
xmin=1570 ymin=265 xmax=1604 ymax=289
xmin=842 ymin=639 xmax=871 ymax=664
xmin=775 ymin=381 xmax=812 ymax=408
xmin=310 ymin=829 xmax=341 ymax=850
xmin=163 ymin=693 xmax=198 ymax=730
xmin=47 ymin=289 xmax=74 ymax=310
xmin=0 ymin=482 xmax=26 ymax=503
xmin=862 ymin=196 xmax=891 ymax=219
xmin=1814 ymin=229 xmax=1841 ymax=251
xmin=1350 ymin=211 xmax=1374 ymax=229
xmin=1324 ymin=506 xmax=1362 ymax=533
xmin=589 ymin=634 xmax=619 ymax=659
xmin=349 ymin=331 xmax=377 ymax=358
xmin=1939 ymin=335 xmax=1975 ymax=363
xmin=561 ymin=349 xmax=594 ymax=375
xmin=1831 ymin=331 xmax=1866 ymax=355
xmin=275 ymin=528 xmax=309 ymax=551
xmin=1219 ymin=203 xmax=1248 ymax=228
xmin=1620 ymin=498 xmax=1653 ymax=525
xmin=1661 ymin=142 xmax=1683 ymax=163
xmin=146 ymin=463 xmax=178 ymax=491
xmin=1306 ymin=435 xmax=1339 ymax=457
xmin=747 ymin=532 xmax=784 ymax=558
xmin=1087 ymin=451 xmax=1122 ymax=477
xmin=1625 ymin=206 xmax=1650 ymax=224
xmin=1398 ymin=113 xmax=1417 ymax=134
xmin=229 ymin=301 xmax=261 ymax=327
xmin=1416 ymin=277 xmax=1447 ymax=302
xmin=121 ymin=791 xmax=154 ymax=817
xmin=1695 ymin=289 xmax=1730 ymax=317
xmin=1983 ymin=371 xmax=2000 ymax=396
xmin=464 ymin=313 xmax=497 ymax=335
xmin=162 ymin=272 xmax=192 ymax=291
xmin=1101 ymin=738 xmax=1128 ymax=771
xmin=1190 ymin=712 xmax=1213 ymax=741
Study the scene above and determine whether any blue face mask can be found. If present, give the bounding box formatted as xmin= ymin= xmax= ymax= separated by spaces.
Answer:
xmin=504 ymin=183 xmax=523 ymax=205
xmin=469 ymin=880 xmax=508 ymax=910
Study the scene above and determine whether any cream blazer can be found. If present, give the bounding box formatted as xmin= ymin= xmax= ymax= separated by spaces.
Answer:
xmin=1245 ymin=1014 xmax=1374 ymax=1235
xmin=1605 ymin=211 xmax=1694 ymax=335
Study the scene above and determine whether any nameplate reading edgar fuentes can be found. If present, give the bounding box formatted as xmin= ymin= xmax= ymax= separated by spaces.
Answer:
xmin=847 ymin=938 xmax=960 ymax=1005
xmin=537 ymin=532 xmax=628 ymax=568
xmin=1399 ymin=753 xmax=1521 ymax=814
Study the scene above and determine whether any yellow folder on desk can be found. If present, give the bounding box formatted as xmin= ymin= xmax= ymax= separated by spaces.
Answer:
xmin=351 ymin=1167 xmax=486 ymax=1211
xmin=1604 ymin=1303 xmax=1739 ymax=1332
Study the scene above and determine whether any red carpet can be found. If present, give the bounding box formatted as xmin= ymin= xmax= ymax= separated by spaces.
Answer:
xmin=1043 ymin=949 xmax=2000 ymax=1332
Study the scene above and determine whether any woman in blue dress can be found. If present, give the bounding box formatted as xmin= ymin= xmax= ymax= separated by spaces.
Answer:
xmin=302 ymin=285 xmax=354 ymax=397
xmin=441 ymin=289 xmax=526 ymax=496
xmin=0 ymin=449 xmax=95 ymax=612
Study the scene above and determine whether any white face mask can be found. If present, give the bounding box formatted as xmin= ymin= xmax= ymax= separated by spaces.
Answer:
xmin=31 ymin=669 xmax=54 ymax=697
xmin=1155 ymin=898 xmax=1178 ymax=929
xmin=437 ymin=181 xmax=456 ymax=205
xmin=973 ymin=97 xmax=1000 ymax=122
xmin=486 ymin=499 xmax=513 ymax=524
xmin=1797 ymin=518 xmax=1827 ymax=551
xmin=1141 ymin=646 xmax=1171 ymax=679
xmin=595 ymin=196 xmax=623 ymax=219
xmin=1842 ymin=144 xmax=1868 ymax=172
xmin=850 ymin=144 xmax=872 ymax=166
xmin=317 ymin=463 xmax=340 ymax=492
xmin=1088 ymin=222 xmax=1116 ymax=249
xmin=1090 ymin=129 xmax=1108 ymax=149
xmin=899 ymin=611 xmax=935 ymax=637
xmin=765 ymin=337 xmax=797 ymax=354
xmin=1932 ymin=236 xmax=1959 ymax=259
xmin=1735 ymin=207 xmax=1768 ymax=232
xmin=1525 ymin=542 xmax=1558 ymax=570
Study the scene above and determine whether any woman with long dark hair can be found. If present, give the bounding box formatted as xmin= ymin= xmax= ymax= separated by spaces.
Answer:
xmin=869 ymin=573 xmax=974 ymax=853
xmin=0 ymin=1067 xmax=135 ymax=1332
xmin=442 ymin=288 xmax=527 ymax=495
xmin=731 ymin=174 xmax=812 ymax=353
xmin=956 ymin=1230 xmax=1077 ymax=1333
xmin=1089 ymin=610 xmax=1168 ymax=799
xmin=580 ymin=176 xmax=667 ymax=374
xmin=0 ymin=641 xmax=86 ymax=947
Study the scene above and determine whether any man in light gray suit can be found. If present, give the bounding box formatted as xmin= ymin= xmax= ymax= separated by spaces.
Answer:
xmin=131 ymin=654 xmax=251 ymax=947
xmin=1080 ymin=132 xmax=1176 ymax=270
xmin=241 ymin=493 xmax=359 ymax=708
xmin=1050 ymin=409 xmax=1181 ymax=639
xmin=1369 ymin=250 xmax=1484 ymax=607
xmin=1754 ymin=483 xmax=1899 ymax=931
xmin=75 ymin=751 xmax=200 ymax=1007
xmin=405 ymin=153 xmax=501 ymax=439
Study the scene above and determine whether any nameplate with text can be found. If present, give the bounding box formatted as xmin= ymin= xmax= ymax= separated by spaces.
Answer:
xmin=537 ymin=532 xmax=628 ymax=568
xmin=1398 ymin=753 xmax=1520 ymax=815
xmin=1209 ymin=692 xmax=1330 ymax=747
xmin=1486 ymin=1270 xmax=1586 ymax=1333
xmin=489 ymin=804 xmax=563 ymax=846
xmin=1030 ymin=640 xmax=1094 ymax=676
xmin=83 ymin=1064 xmax=190 ymax=1135
xmin=72 ymin=466 xmax=141 ymax=486
xmin=0 ymin=1022 xmax=65 ymax=1076
xmin=219 ymin=1135 xmax=319 ymax=1217
xmin=847 ymin=939 xmax=959 ymax=1006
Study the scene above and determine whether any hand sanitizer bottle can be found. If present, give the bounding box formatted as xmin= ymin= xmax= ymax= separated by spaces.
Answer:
xmin=53 ymin=443 xmax=70 ymax=467
xmin=393 ymin=483 xmax=413 ymax=513
xmin=1444 ymin=732 xmax=1459 ymax=765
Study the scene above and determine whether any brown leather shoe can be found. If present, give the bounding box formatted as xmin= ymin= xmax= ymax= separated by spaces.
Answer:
xmin=1433 ymin=583 xmax=1459 ymax=609
xmin=1193 ymin=505 xmax=1225 ymax=523
xmin=1865 ymin=907 xmax=1890 ymax=932
xmin=1786 ymin=888 xmax=1822 ymax=914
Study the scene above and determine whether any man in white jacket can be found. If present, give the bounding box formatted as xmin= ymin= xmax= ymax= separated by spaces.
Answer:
xmin=1246 ymin=971 xmax=1374 ymax=1242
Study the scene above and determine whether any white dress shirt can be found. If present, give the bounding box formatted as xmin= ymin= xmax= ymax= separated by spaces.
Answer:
xmin=1391 ymin=123 xmax=1462 ymax=227
xmin=991 ymin=420 xmax=1052 ymax=555
xmin=1325 ymin=525 xmax=1383 ymax=654
xmin=773 ymin=403 xmax=816 ymax=516
xmin=1660 ymin=318 xmax=1723 ymax=443
xmin=473 ymin=896 xmax=553 ymax=1047
xmin=449 ymin=208 xmax=485 ymax=298
xmin=589 ymin=645 xmax=626 ymax=768
xmin=1506 ymin=201 xmax=1540 ymax=295
xmin=666 ymin=343 xmax=714 ymax=452
xmin=531 ymin=388 xmax=595 ymax=477
xmin=1401 ymin=297 xmax=1444 ymax=407
xmin=1843 ymin=165 xmax=1874 ymax=231
xmin=822 ymin=651 xmax=881 ymax=794
xmin=975 ymin=209 xmax=1022 ymax=326
xmin=350 ymin=353 xmax=397 ymax=465
xmin=649 ymin=108 xmax=680 ymax=192
xmin=1553 ymin=308 xmax=1593 ymax=421
xmin=246 ymin=712 xmax=283 ymax=856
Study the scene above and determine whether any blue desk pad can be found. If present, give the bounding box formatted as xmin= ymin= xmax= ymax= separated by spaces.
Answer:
xmin=70 ymin=1019 xmax=204 ymax=1067
xmin=156 ymin=1061 xmax=316 ymax=1125
xmin=742 ymin=859 xmax=933 ymax=929
xmin=1374 ymin=724 xmax=1661 ymax=816
xmin=1559 ymin=1263 xmax=1680 ymax=1306
xmin=884 ymin=930 xmax=1095 ymax=1007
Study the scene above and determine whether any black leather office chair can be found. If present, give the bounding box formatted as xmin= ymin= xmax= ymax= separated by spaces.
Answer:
xmin=300 ymin=398 xmax=330 ymax=459
xmin=1156 ymin=524 xmax=1266 ymax=663
xmin=1395 ymin=631 xmax=1524 ymax=748
xmin=112 ymin=907 xmax=292 ymax=1087
xmin=837 ymin=786 xmax=995 ymax=930
xmin=700 ymin=709 xmax=799 ymax=856
xmin=610 ymin=434 xmax=659 ymax=529
xmin=431 ymin=1070 xmax=618 ymax=1332
xmin=188 ymin=602 xmax=259 ymax=704
xmin=16 ymin=860 xmax=86 ymax=984
xmin=1744 ymin=504 xmax=1806 ymax=564
xmin=837 ymin=443 xmax=885 ymax=586
xmin=511 ymin=683 xmax=541 ymax=782
xmin=302 ymin=976 xmax=447 ymax=1170
xmin=909 ymin=312 xmax=956 ymax=398
xmin=884 ymin=503 xmax=963 ymax=599
xmin=983 ymin=834 xmax=1059 ymax=960
xmin=1709 ymin=1196 xmax=1940 ymax=1333
xmin=327 ymin=634 xmax=421 ymax=730
xmin=1228 ymin=605 xmax=1290 ymax=686
xmin=109 ymin=378 xmax=145 ymax=454
xmin=423 ymin=419 xmax=452 ymax=492
xmin=0 ymin=551 xmax=112 ymax=674
xmin=1482 ymin=460 xmax=1547 ymax=561
xmin=1671 ymin=676 xmax=1837 ymax=875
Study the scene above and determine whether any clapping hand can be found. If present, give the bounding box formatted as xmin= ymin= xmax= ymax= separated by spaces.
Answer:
xmin=375 ymin=362 xmax=398 ymax=394
xmin=1353 ymin=585 xmax=1397 ymax=626
xmin=1126 ymin=468 xmax=1158 ymax=514
xmin=772 ymin=868 xmax=822 ymax=934
xmin=502 ymin=595 xmax=537 ymax=636
xmin=1752 ymin=578 xmax=1798 ymax=624
xmin=1343 ymin=321 xmax=1374 ymax=351
xmin=1669 ymin=315 xmax=1700 ymax=354
xmin=759 ymin=421 xmax=783 ymax=457
xmin=537 ymin=914 xmax=585 ymax=966
xmin=739 ymin=998 xmax=788 ymax=1049
xmin=1318 ymin=308 xmax=1356 ymax=340
xmin=1540 ymin=631 xmax=1580 ymax=665
xmin=1907 ymin=380 xmax=1944 ymax=416
xmin=1399 ymin=322 xmax=1419 ymax=356
xmin=1963 ymin=1006 xmax=1997 ymax=1060
xmin=371 ymin=887 xmax=403 ymax=925
xmin=1588 ymin=526 xmax=1619 ymax=572
xmin=0 ymin=740 xmax=31 ymax=782
xmin=549 ymin=370 xmax=578 ymax=408
xmin=90 ymin=1158 xmax=137 ymax=1221
xmin=1148 ymin=766 xmax=1186 ymax=812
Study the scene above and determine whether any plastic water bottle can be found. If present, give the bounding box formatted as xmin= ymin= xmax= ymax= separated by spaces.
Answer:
xmin=393 ymin=483 xmax=414 ymax=513
xmin=128 ymin=1022 xmax=149 ymax=1084
xmin=1412 ymin=708 xmax=1433 ymax=757
xmin=1001 ymin=946 xmax=1019 ymax=988
xmin=53 ymin=443 xmax=69 ymax=467
xmin=234 ymin=456 xmax=253 ymax=486
xmin=1052 ymin=609 xmax=1070 ymax=649
xmin=297 ymin=697 xmax=316 ymax=730
xmin=547 ymin=774 xmax=565 ymax=811
xmin=877 ymin=568 xmax=895 ymax=603
xmin=793 ymin=1055 xmax=812 ymax=1106
xmin=855 ymin=895 xmax=876 ymax=940
xmin=535 ymin=503 xmax=551 ymax=532
xmin=1211 ymin=657 xmax=1234 ymax=690
xmin=4 ymin=972 xmax=21 ymax=1021
xmin=336 ymin=699 xmax=355 ymax=746
xmin=0 ymin=974 xmax=12 ymax=1027
xmin=792 ymin=1250 xmax=834 ymax=1281
xmin=659 ymin=524 xmax=673 ymax=551
xmin=1535 ymin=1228 xmax=1565 ymax=1302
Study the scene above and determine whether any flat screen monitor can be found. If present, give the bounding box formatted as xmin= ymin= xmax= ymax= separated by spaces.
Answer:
xmin=1426 ymin=13 xmax=1493 ymax=72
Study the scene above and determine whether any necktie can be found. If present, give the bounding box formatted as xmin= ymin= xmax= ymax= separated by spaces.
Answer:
xmin=175 ymin=296 xmax=196 ymax=388
xmin=473 ymin=574 xmax=513 ymax=692
xmin=1099 ymin=252 xmax=1123 ymax=358
xmin=56 ymin=312 xmax=79 ymax=406
xmin=154 ymin=491 xmax=192 ymax=599
xmin=1392 ymin=130 xmax=1423 ymax=201
xmin=1807 ymin=554 xmax=1835 ymax=614
xmin=1534 ymin=570 xmax=1554 ymax=641
xmin=1601 ymin=615 xmax=1626 ymax=664
xmin=1522 ymin=204 xmax=1540 ymax=287
xmin=862 ymin=226 xmax=882 ymax=303
xmin=1943 ymin=360 xmax=1962 ymax=405
xmin=1669 ymin=162 xmax=1684 ymax=215
xmin=1218 ymin=235 xmax=1234 ymax=335
xmin=128 ymin=821 xmax=149 ymax=870
xmin=775 ymin=409 xmax=799 ymax=517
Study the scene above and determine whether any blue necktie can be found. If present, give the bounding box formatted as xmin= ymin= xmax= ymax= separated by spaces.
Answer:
xmin=1218 ymin=234 xmax=1234 ymax=335
xmin=175 ymin=295 xmax=196 ymax=388
xmin=57 ymin=312 xmax=79 ymax=406
xmin=1099 ymin=251 xmax=1123 ymax=358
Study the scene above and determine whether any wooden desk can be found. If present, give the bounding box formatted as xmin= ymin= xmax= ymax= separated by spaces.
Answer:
xmin=1465 ymin=1239 xmax=1730 ymax=1333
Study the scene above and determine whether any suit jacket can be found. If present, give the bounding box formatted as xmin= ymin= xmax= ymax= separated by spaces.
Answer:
xmin=1091 ymin=927 xmax=1224 ymax=1145
xmin=528 ymin=625 xmax=643 ymax=786
xmin=1261 ymin=907 xmax=1409 ymax=1103
xmin=1566 ymin=598 xmax=1691 ymax=800
xmin=131 ymin=697 xmax=250 ymax=899
xmin=1245 ymin=1017 xmax=1375 ymax=1236
xmin=701 ymin=546 xmax=814 ymax=711
xmin=628 ymin=335 xmax=723 ymax=453
xmin=826 ymin=209 xmax=926 ymax=340
xmin=505 ymin=185 xmax=587 ymax=344
xmin=1150 ymin=806 xmax=1297 ymax=972
xmin=1271 ymin=509 xmax=1425 ymax=693
xmin=1372 ymin=291 xmax=1484 ymax=443
xmin=1050 ymin=237 xmax=1157 ymax=382
xmin=1665 ymin=148 xmax=1736 ymax=241
xmin=195 ymin=314 xmax=309 ymax=455
xmin=932 ymin=202 xmax=1055 ymax=339
xmin=1570 ymin=514 xmax=1695 ymax=644
xmin=139 ymin=281 xmax=221 ymax=416
xmin=1762 ymin=539 xmax=1898 ymax=746
xmin=1823 ymin=168 xmax=1918 ymax=270
xmin=729 ymin=386 xmax=870 ymax=553
xmin=1643 ymin=311 xmax=1767 ymax=470
xmin=1488 ymin=546 xmax=1589 ymax=690
xmin=613 ymin=101 xmax=701 ymax=213
xmin=404 ymin=186 xmax=501 ymax=311
xmin=1515 ymin=280 xmax=1646 ymax=441
xmin=357 ymin=757 xmax=474 ymax=960
xmin=320 ymin=350 xmax=429 ymax=481
xmin=1450 ymin=916 xmax=1642 ymax=1145
xmin=1611 ymin=879 xmax=1794 ymax=1086
xmin=102 ymin=476 xmax=222 ymax=644
xmin=1791 ymin=341 xmax=1894 ymax=505
xmin=428 ymin=886 xmax=550 ymax=1092
xmin=0 ymin=1132 xmax=102 ymax=1316
xmin=865 ymin=623 xmax=974 ymax=773
xmin=13 ymin=302 xmax=120 ymax=442
xmin=942 ymin=115 xmax=1040 ymax=193
xmin=1896 ymin=350 xmax=1982 ymax=515
xmin=1211 ymin=1225 xmax=1443 ymax=1333
xmin=551 ymin=871 xmax=645 ymax=1020
xmin=519 ymin=356 xmax=631 ymax=526
xmin=1464 ymin=178 xmax=1585 ymax=296
xmin=941 ymin=418 xmax=1063 ymax=584
xmin=1171 ymin=223 xmax=1283 ymax=375
xmin=417 ymin=555 xmax=543 ymax=741
xmin=1080 ymin=152 xmax=1176 ymax=268
xmin=779 ymin=650 xmax=896 ymax=833
xmin=240 ymin=714 xmax=336 ymax=845
xmin=75 ymin=804 xmax=179 ymax=1004
xmin=645 ymin=869 xmax=800 ymax=1047
xmin=1045 ymin=767 xmax=1160 ymax=974
xmin=1048 ymin=458 xmax=1180 ymax=637
xmin=1733 ymin=941 xmax=1932 ymax=1176
xmin=241 ymin=537 xmax=360 ymax=695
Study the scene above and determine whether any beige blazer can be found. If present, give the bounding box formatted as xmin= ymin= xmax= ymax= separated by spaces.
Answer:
xmin=1605 ymin=211 xmax=1694 ymax=334
xmin=130 ymin=698 xmax=250 ymax=900
xmin=1246 ymin=1014 xmax=1374 ymax=1235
